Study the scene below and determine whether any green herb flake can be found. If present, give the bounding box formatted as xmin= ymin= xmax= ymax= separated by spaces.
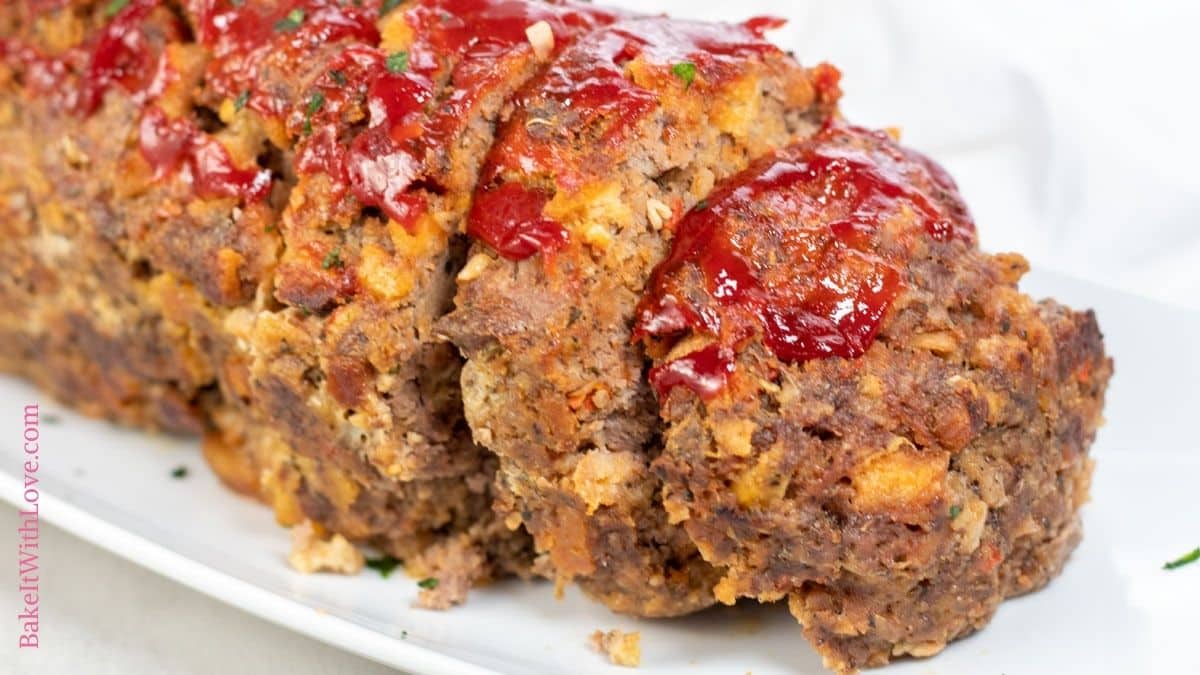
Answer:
xmin=274 ymin=8 xmax=305 ymax=32
xmin=380 ymin=0 xmax=403 ymax=17
xmin=417 ymin=577 xmax=439 ymax=590
xmin=672 ymin=61 xmax=697 ymax=89
xmin=171 ymin=465 xmax=189 ymax=479
xmin=41 ymin=414 xmax=62 ymax=425
xmin=233 ymin=90 xmax=250 ymax=112
xmin=948 ymin=504 xmax=962 ymax=519
xmin=386 ymin=51 xmax=410 ymax=74
xmin=303 ymin=91 xmax=325 ymax=135
xmin=365 ymin=555 xmax=402 ymax=578
xmin=322 ymin=245 xmax=342 ymax=270
xmin=104 ymin=0 xmax=130 ymax=18
xmin=1164 ymin=547 xmax=1200 ymax=571
xmin=694 ymin=199 xmax=708 ymax=211
xmin=329 ymin=69 xmax=347 ymax=86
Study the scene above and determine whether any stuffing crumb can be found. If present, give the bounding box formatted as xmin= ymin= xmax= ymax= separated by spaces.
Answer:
xmin=645 ymin=198 xmax=672 ymax=230
xmin=287 ymin=519 xmax=364 ymax=574
xmin=589 ymin=629 xmax=641 ymax=667
xmin=456 ymin=252 xmax=492 ymax=283
xmin=406 ymin=534 xmax=486 ymax=610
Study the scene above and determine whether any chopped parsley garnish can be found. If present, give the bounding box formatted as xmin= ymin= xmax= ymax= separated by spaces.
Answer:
xmin=329 ymin=69 xmax=347 ymax=86
xmin=380 ymin=0 xmax=404 ymax=17
xmin=386 ymin=51 xmax=410 ymax=74
xmin=672 ymin=61 xmax=697 ymax=89
xmin=303 ymin=91 xmax=325 ymax=135
xmin=365 ymin=555 xmax=402 ymax=578
xmin=417 ymin=577 xmax=439 ymax=590
xmin=322 ymin=246 xmax=343 ymax=270
xmin=693 ymin=199 xmax=708 ymax=211
xmin=233 ymin=90 xmax=250 ymax=112
xmin=274 ymin=8 xmax=305 ymax=32
xmin=171 ymin=465 xmax=188 ymax=479
xmin=949 ymin=504 xmax=962 ymax=519
xmin=400 ymin=630 xmax=408 ymax=639
xmin=104 ymin=0 xmax=130 ymax=18
xmin=1163 ymin=547 xmax=1200 ymax=570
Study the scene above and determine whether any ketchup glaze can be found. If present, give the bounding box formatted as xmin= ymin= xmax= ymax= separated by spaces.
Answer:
xmin=634 ymin=122 xmax=975 ymax=399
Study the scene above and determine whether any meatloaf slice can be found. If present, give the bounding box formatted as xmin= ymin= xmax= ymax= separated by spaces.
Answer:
xmin=441 ymin=15 xmax=841 ymax=616
xmin=636 ymin=123 xmax=1112 ymax=671
xmin=0 ymin=0 xmax=621 ymax=587
xmin=192 ymin=0 xmax=623 ymax=579
xmin=0 ymin=1 xmax=219 ymax=434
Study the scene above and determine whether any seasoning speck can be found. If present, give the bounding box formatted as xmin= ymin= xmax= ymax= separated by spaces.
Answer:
xmin=1164 ymin=547 xmax=1200 ymax=570
xmin=672 ymin=61 xmax=697 ymax=89
xmin=322 ymin=246 xmax=343 ymax=270
xmin=171 ymin=465 xmax=188 ymax=479
xmin=303 ymin=92 xmax=325 ymax=136
xmin=365 ymin=555 xmax=402 ymax=578
xmin=417 ymin=577 xmax=439 ymax=590
xmin=386 ymin=51 xmax=410 ymax=74
xmin=275 ymin=8 xmax=305 ymax=32
xmin=949 ymin=504 xmax=962 ymax=519
xmin=103 ymin=0 xmax=130 ymax=19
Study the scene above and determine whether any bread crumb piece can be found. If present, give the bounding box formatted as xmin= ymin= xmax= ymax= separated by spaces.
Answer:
xmin=645 ymin=198 xmax=671 ymax=229
xmin=589 ymin=629 xmax=641 ymax=667
xmin=456 ymin=252 xmax=491 ymax=283
xmin=572 ymin=448 xmax=641 ymax=515
xmin=288 ymin=520 xmax=365 ymax=574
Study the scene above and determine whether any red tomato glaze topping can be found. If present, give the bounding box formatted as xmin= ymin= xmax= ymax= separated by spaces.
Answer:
xmin=202 ymin=0 xmax=620 ymax=227
xmin=4 ymin=0 xmax=271 ymax=202
xmin=470 ymin=15 xmax=785 ymax=261
xmin=634 ymin=122 xmax=975 ymax=400
xmin=139 ymin=106 xmax=272 ymax=202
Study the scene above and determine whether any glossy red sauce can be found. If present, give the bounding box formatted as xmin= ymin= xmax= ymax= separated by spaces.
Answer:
xmin=139 ymin=106 xmax=273 ymax=202
xmin=468 ymin=182 xmax=567 ymax=259
xmin=635 ymin=123 xmax=975 ymax=399
xmin=471 ymin=16 xmax=784 ymax=260
xmin=196 ymin=0 xmax=618 ymax=226
xmin=194 ymin=0 xmax=380 ymax=117
xmin=4 ymin=0 xmax=271 ymax=202
xmin=79 ymin=0 xmax=181 ymax=114
xmin=0 ymin=39 xmax=80 ymax=108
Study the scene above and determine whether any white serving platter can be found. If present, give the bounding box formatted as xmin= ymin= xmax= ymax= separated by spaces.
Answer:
xmin=2 ymin=269 xmax=1198 ymax=675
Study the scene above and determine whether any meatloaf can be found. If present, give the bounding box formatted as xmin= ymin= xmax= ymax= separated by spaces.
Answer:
xmin=0 ymin=0 xmax=1110 ymax=671
xmin=634 ymin=123 xmax=1111 ymax=670
xmin=439 ymin=16 xmax=841 ymax=616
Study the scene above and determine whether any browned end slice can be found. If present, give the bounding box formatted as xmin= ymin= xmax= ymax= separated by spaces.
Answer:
xmin=635 ymin=124 xmax=1111 ymax=671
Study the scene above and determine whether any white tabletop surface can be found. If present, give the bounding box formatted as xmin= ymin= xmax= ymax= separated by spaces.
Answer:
xmin=4 ymin=1 xmax=1198 ymax=674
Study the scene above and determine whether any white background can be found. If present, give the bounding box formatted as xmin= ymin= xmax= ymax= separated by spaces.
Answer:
xmin=3 ymin=1 xmax=1197 ymax=673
